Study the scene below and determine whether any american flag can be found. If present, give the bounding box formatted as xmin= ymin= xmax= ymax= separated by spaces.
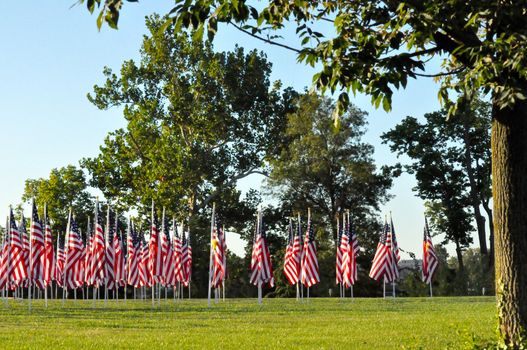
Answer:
xmin=0 ymin=218 xmax=10 ymax=289
xmin=173 ymin=220 xmax=185 ymax=284
xmin=283 ymin=217 xmax=301 ymax=285
xmin=250 ymin=213 xmax=274 ymax=287
xmin=114 ymin=228 xmax=126 ymax=288
xmin=335 ymin=217 xmax=344 ymax=285
xmin=55 ymin=233 xmax=65 ymax=287
xmin=89 ymin=201 xmax=106 ymax=287
xmin=181 ymin=228 xmax=192 ymax=287
xmin=161 ymin=215 xmax=175 ymax=287
xmin=20 ymin=214 xmax=30 ymax=287
xmin=126 ymin=220 xmax=140 ymax=288
xmin=64 ymin=215 xmax=85 ymax=289
xmin=43 ymin=205 xmax=55 ymax=287
xmin=30 ymin=201 xmax=45 ymax=289
xmin=369 ymin=219 xmax=396 ymax=282
xmin=422 ymin=218 xmax=438 ymax=284
xmin=300 ymin=213 xmax=319 ymax=288
xmin=84 ymin=218 xmax=93 ymax=285
xmin=211 ymin=214 xmax=226 ymax=288
xmin=8 ymin=209 xmax=28 ymax=287
xmin=149 ymin=203 xmax=163 ymax=284
xmin=105 ymin=207 xmax=117 ymax=290
xmin=341 ymin=213 xmax=360 ymax=287
xmin=389 ymin=217 xmax=400 ymax=280
xmin=139 ymin=230 xmax=151 ymax=287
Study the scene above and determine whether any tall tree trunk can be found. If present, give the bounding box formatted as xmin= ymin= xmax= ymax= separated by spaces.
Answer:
xmin=462 ymin=112 xmax=488 ymax=255
xmin=492 ymin=99 xmax=527 ymax=345
xmin=481 ymin=199 xmax=494 ymax=267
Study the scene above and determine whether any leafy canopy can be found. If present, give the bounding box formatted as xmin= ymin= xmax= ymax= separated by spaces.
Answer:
xmin=82 ymin=0 xmax=527 ymax=116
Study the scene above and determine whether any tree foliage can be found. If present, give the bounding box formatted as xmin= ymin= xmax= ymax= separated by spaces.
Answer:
xmin=82 ymin=15 xmax=297 ymax=223
xmin=381 ymin=98 xmax=492 ymax=269
xmin=22 ymin=165 xmax=94 ymax=232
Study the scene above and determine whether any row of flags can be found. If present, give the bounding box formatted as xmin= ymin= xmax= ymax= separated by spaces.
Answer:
xmin=0 ymin=201 xmax=193 ymax=293
xmin=0 ymin=200 xmax=438 ymax=297
xmin=282 ymin=212 xmax=439 ymax=291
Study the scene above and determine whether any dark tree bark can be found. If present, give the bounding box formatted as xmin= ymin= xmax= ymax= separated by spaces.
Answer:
xmin=461 ymin=109 xmax=488 ymax=255
xmin=492 ymin=99 xmax=527 ymax=345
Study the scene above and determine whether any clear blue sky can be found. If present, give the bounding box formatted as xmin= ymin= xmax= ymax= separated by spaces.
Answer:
xmin=0 ymin=2 xmax=463 ymax=258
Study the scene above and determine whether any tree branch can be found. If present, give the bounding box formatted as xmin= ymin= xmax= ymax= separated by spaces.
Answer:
xmin=229 ymin=22 xmax=301 ymax=53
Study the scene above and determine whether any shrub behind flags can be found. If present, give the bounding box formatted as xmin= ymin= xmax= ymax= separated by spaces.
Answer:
xmin=250 ymin=212 xmax=274 ymax=287
xmin=30 ymin=202 xmax=46 ymax=289
xmin=300 ymin=212 xmax=320 ymax=288
xmin=422 ymin=218 xmax=438 ymax=284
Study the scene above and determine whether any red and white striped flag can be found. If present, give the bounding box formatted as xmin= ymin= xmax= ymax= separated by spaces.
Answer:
xmin=369 ymin=219 xmax=396 ymax=282
xmin=43 ymin=205 xmax=55 ymax=287
xmin=0 ymin=218 xmax=10 ymax=289
xmin=30 ymin=201 xmax=46 ymax=289
xmin=139 ymin=231 xmax=151 ymax=287
xmin=105 ymin=206 xmax=117 ymax=290
xmin=250 ymin=212 xmax=274 ymax=287
xmin=341 ymin=213 xmax=360 ymax=288
xmin=84 ymin=219 xmax=93 ymax=285
xmin=181 ymin=229 xmax=192 ymax=287
xmin=211 ymin=214 xmax=226 ymax=288
xmin=389 ymin=217 xmax=400 ymax=280
xmin=64 ymin=215 xmax=85 ymax=289
xmin=173 ymin=220 xmax=185 ymax=284
xmin=422 ymin=218 xmax=438 ymax=284
xmin=8 ymin=209 xmax=28 ymax=287
xmin=89 ymin=201 xmax=106 ymax=287
xmin=149 ymin=203 xmax=163 ymax=284
xmin=284 ymin=217 xmax=301 ymax=285
xmin=336 ymin=217 xmax=344 ymax=285
xmin=114 ymin=229 xmax=126 ymax=288
xmin=161 ymin=215 xmax=175 ymax=287
xmin=55 ymin=234 xmax=65 ymax=287
xmin=300 ymin=212 xmax=319 ymax=288
xmin=126 ymin=220 xmax=140 ymax=288
xmin=20 ymin=214 xmax=30 ymax=287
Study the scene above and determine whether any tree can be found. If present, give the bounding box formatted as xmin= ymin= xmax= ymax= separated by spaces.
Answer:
xmin=381 ymin=99 xmax=493 ymax=270
xmin=86 ymin=1 xmax=527 ymax=344
xmin=82 ymin=15 xmax=296 ymax=220
xmin=82 ymin=15 xmax=299 ymax=297
xmin=266 ymin=93 xmax=393 ymax=295
xmin=22 ymin=165 xmax=95 ymax=233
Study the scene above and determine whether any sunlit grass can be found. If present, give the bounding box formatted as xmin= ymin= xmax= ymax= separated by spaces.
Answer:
xmin=0 ymin=296 xmax=495 ymax=349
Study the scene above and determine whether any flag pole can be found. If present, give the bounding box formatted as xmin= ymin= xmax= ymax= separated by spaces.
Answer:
xmin=222 ymin=224 xmax=226 ymax=302
xmin=28 ymin=199 xmax=35 ymax=312
xmin=307 ymin=207 xmax=311 ymax=301
xmin=383 ymin=276 xmax=386 ymax=299
xmin=337 ymin=215 xmax=341 ymax=299
xmin=429 ymin=282 xmax=433 ymax=297
xmin=207 ymin=203 xmax=215 ymax=308
xmin=151 ymin=200 xmax=155 ymax=307
xmin=63 ymin=208 xmax=72 ymax=306
xmin=298 ymin=212 xmax=303 ymax=302
xmin=2 ymin=216 xmax=6 ymax=306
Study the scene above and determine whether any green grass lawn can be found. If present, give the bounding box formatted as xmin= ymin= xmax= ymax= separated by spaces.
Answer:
xmin=0 ymin=297 xmax=496 ymax=349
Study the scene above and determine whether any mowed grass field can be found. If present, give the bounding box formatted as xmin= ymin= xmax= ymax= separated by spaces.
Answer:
xmin=0 ymin=297 xmax=495 ymax=349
